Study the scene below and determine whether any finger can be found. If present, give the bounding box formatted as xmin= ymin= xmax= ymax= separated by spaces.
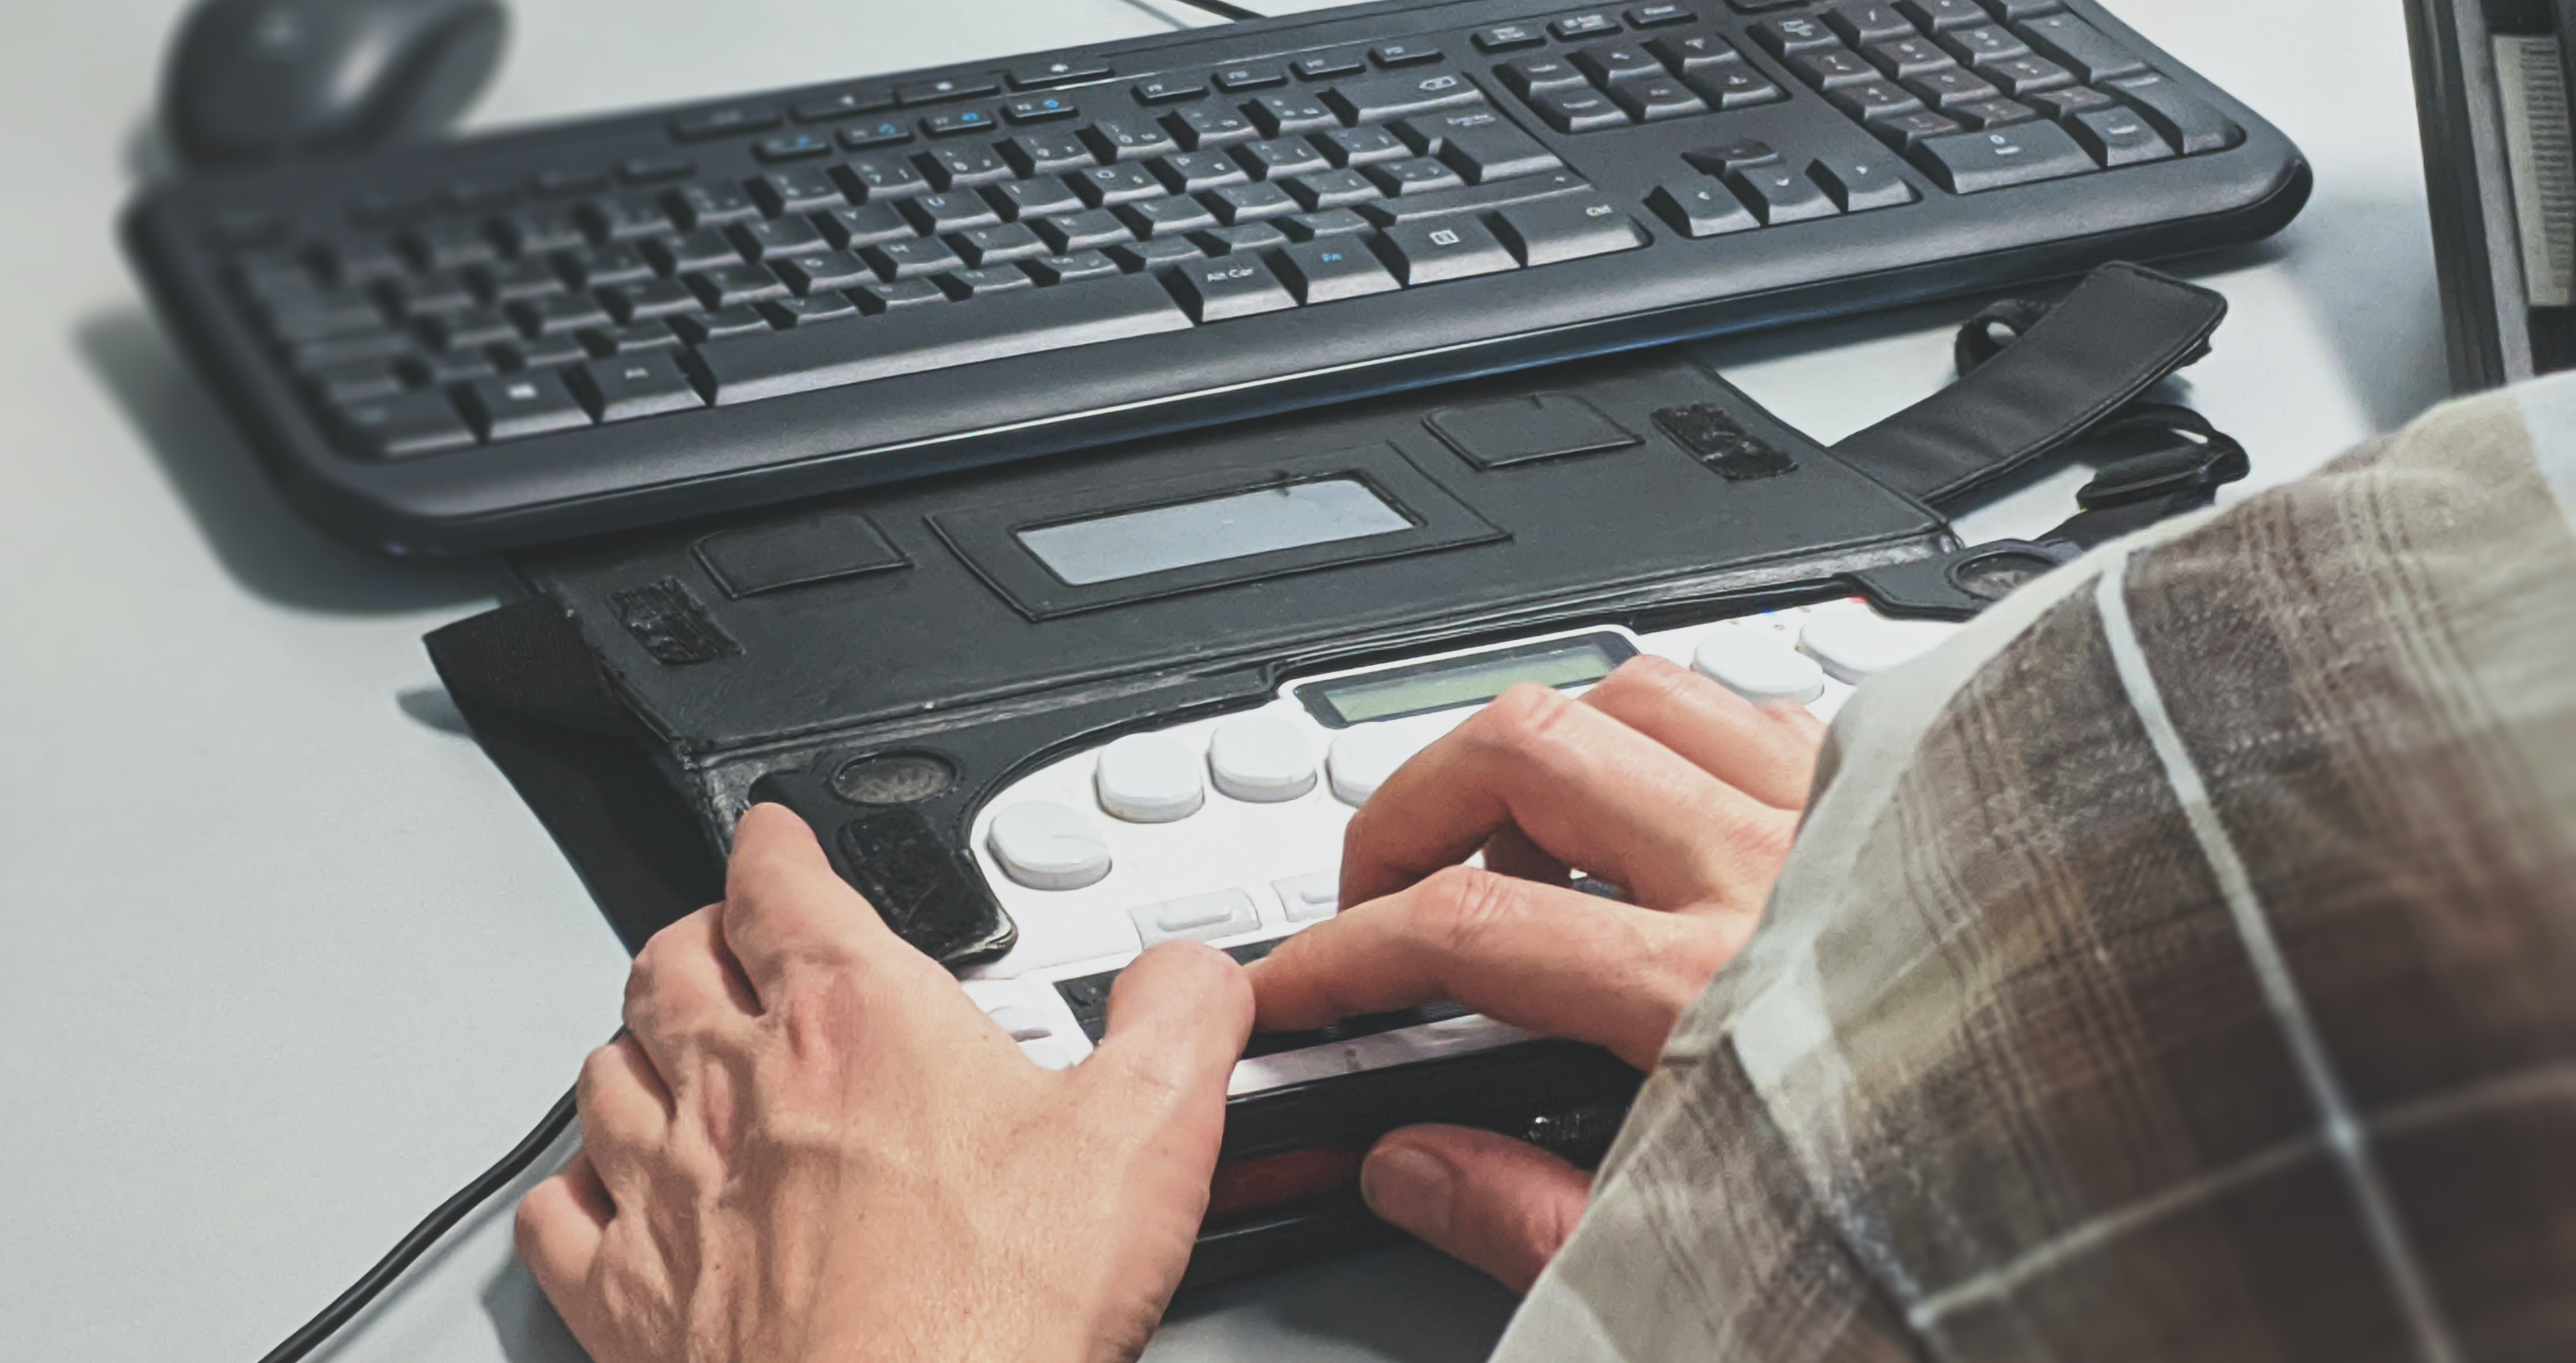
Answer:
xmin=515 ymin=1150 xmax=611 ymax=1305
xmin=1250 ymin=866 xmax=1740 ymax=1068
xmin=719 ymin=802 xmax=904 ymax=1004
xmin=1084 ymin=941 xmax=1255 ymax=1105
xmin=624 ymin=905 xmax=762 ymax=1080
xmin=1478 ymin=824 xmax=1569 ymax=886
xmin=1340 ymin=683 xmax=1795 ymax=912
xmin=1580 ymin=655 xmax=1823 ymax=810
xmin=575 ymin=1035 xmax=671 ymax=1190
xmin=1361 ymin=1125 xmax=1592 ymax=1294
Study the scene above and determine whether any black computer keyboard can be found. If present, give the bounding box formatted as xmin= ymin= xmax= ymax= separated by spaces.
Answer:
xmin=126 ymin=0 xmax=2306 ymax=552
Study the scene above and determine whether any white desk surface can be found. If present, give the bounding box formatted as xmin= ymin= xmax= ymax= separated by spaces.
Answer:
xmin=0 ymin=1 xmax=2445 ymax=1359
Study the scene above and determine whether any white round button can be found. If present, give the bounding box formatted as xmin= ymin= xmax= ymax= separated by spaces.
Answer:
xmin=986 ymin=801 xmax=1112 ymax=891
xmin=1692 ymin=634 xmax=1826 ymax=706
xmin=1093 ymin=733 xmax=1205 ymax=823
xmin=1798 ymin=608 xmax=1956 ymax=685
xmin=1327 ymin=726 xmax=1425 ymax=807
xmin=1207 ymin=714 xmax=1316 ymax=802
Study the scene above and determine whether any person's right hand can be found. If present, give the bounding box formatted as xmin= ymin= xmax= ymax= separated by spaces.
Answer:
xmin=1245 ymin=655 xmax=1824 ymax=1292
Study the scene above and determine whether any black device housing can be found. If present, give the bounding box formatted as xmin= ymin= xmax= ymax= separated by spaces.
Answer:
xmin=129 ymin=0 xmax=2306 ymax=552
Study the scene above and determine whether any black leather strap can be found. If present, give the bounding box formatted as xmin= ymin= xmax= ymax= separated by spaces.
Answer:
xmin=1832 ymin=261 xmax=2229 ymax=510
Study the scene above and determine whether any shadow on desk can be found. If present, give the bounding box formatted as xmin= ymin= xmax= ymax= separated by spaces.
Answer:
xmin=76 ymin=307 xmax=514 ymax=615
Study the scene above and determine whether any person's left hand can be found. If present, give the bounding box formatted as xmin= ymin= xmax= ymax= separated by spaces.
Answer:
xmin=514 ymin=802 xmax=1254 ymax=1363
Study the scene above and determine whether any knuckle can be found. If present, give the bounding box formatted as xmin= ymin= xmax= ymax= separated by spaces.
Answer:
xmin=1472 ymin=683 xmax=1578 ymax=755
xmin=1418 ymin=865 xmax=1526 ymax=957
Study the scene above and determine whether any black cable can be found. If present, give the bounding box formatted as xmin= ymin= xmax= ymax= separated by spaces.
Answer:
xmin=1167 ymin=0 xmax=1265 ymax=20
xmin=256 ymin=1081 xmax=582 ymax=1363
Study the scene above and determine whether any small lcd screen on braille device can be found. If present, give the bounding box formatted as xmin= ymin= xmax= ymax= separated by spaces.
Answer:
xmin=1303 ymin=636 xmax=1632 ymax=727
xmin=1014 ymin=478 xmax=1413 ymax=586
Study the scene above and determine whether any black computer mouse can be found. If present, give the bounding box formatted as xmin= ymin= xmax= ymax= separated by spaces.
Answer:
xmin=161 ymin=0 xmax=507 ymax=170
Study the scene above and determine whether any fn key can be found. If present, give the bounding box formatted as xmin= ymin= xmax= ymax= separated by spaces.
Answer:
xmin=571 ymin=352 xmax=708 ymax=422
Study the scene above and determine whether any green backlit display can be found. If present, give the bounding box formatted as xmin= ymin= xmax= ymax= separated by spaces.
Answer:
xmin=1301 ymin=636 xmax=1632 ymax=727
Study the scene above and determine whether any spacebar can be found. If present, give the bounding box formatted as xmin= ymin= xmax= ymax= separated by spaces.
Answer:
xmin=695 ymin=274 xmax=1196 ymax=405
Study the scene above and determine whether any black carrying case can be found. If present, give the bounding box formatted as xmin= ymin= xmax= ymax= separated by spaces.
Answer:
xmin=428 ymin=262 xmax=2243 ymax=1286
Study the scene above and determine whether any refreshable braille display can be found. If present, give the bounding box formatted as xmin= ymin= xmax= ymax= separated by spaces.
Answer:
xmin=127 ymin=0 xmax=2306 ymax=552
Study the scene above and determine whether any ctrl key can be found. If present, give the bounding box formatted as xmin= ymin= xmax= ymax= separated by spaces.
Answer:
xmin=570 ymin=351 xmax=708 ymax=423
xmin=330 ymin=389 xmax=476 ymax=459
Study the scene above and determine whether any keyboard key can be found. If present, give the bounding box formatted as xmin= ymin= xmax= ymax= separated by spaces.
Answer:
xmin=332 ymin=389 xmax=475 ymax=458
xmin=1407 ymin=108 xmax=1564 ymax=181
xmin=570 ymin=352 xmax=705 ymax=421
xmin=1795 ymin=50 xmax=1881 ymax=88
xmin=1490 ymin=195 xmax=1649 ymax=264
xmin=1686 ymin=65 xmax=1786 ymax=108
xmin=1283 ymin=168 xmax=1382 ymax=210
xmin=407 ymin=347 xmax=500 ymax=386
xmin=1824 ymin=1 xmax=1915 ymax=43
xmin=1611 ymin=76 xmax=1709 ymax=120
xmin=1324 ymin=71 xmax=1485 ymax=123
xmin=836 ymin=157 xmax=929 ymax=202
xmin=1873 ymin=108 xmax=1964 ymax=150
xmin=1004 ymin=94 xmax=1080 ymax=123
xmin=1627 ymin=3 xmax=1696 ymax=26
xmin=734 ymin=217 xmax=828 ymax=258
xmin=1248 ymin=92 xmax=1340 ymax=137
xmin=1908 ymin=66 xmax=2003 ymax=108
xmin=792 ymin=88 xmax=897 ymax=122
xmin=1728 ymin=164 xmax=1840 ymax=223
xmin=689 ymin=263 xmax=792 ymax=308
xmin=419 ymin=307 xmax=519 ymax=349
xmin=1366 ymin=156 xmax=1467 ymax=195
xmin=1292 ymin=52 xmax=1368 ymax=80
xmin=863 ymin=236 xmax=969 ymax=279
xmin=1279 ymin=208 xmax=1373 ymax=239
xmin=1753 ymin=16 xmax=1840 ymax=56
xmin=1684 ymin=137 xmax=1781 ymax=174
xmin=1868 ymin=35 xmax=1957 ymax=79
xmin=305 ymin=360 xmax=404 ymax=404
xmin=494 ymin=209 xmax=585 ymax=256
xmin=1371 ymin=41 xmax=1443 ymax=67
xmin=1981 ymin=55 xmax=2076 ymax=97
xmin=645 ymin=229 xmax=742 ymax=275
xmin=1906 ymin=120 xmax=2096 ymax=192
xmin=948 ymin=221 xmax=1050 ymax=266
xmin=514 ymin=293 xmax=613 ymax=335
xmin=1194 ymin=220 xmax=1291 ymax=254
xmin=1987 ymin=0 xmax=2066 ymax=15
xmin=920 ymin=144 xmax=1014 ymax=189
xmin=1373 ymin=217 xmax=1518 ymax=284
xmin=263 ymin=290 xmax=387 ymax=342
xmin=1128 ymin=889 xmax=1261 ymax=947
xmin=900 ymin=191 xmax=1004 ymax=234
xmin=1645 ymin=178 xmax=1760 ymax=236
xmin=838 ymin=119 xmax=914 ymax=150
xmin=920 ymin=108 xmax=998 ymax=137
xmin=1001 ymin=131 xmax=1097 ymax=176
xmin=937 ymin=267 xmax=1035 ymax=299
xmin=1952 ymin=97 xmax=2039 ymax=129
xmin=1156 ymin=150 xmax=1252 ymax=192
xmin=694 ymin=272 xmax=1191 ymax=403
xmin=1105 ymin=237 xmax=1207 ymax=272
xmin=586 ymin=319 xmax=685 ymax=354
xmin=1498 ymin=55 xmax=1588 ymax=97
xmin=1353 ymin=168 xmax=1593 ymax=222
xmin=1530 ymin=87 xmax=1633 ymax=132
xmin=755 ymin=132 xmax=836 ymax=162
xmin=1896 ymin=0 xmax=1986 ymax=29
xmin=1024 ymin=250 xmax=1121 ymax=284
xmin=1830 ymin=80 xmax=1926 ymax=122
xmin=2027 ymin=85 xmax=2118 ymax=122
xmin=407 ymin=221 xmax=499 ymax=270
xmin=475 ymin=259 xmax=568 ymax=304
xmin=1033 ymin=209 xmax=1134 ymax=252
xmin=560 ymin=245 xmax=655 ymax=290
xmin=1237 ymin=136 xmax=1333 ymax=179
xmin=1116 ymin=195 xmax=1220 ymax=237
xmin=1472 ymin=22 xmax=1547 ymax=50
xmin=897 ymin=76 xmax=1000 ymax=104
xmin=1550 ymin=12 xmax=1620 ymax=40
xmin=1941 ymin=24 xmax=2029 ymax=64
xmin=853 ymin=279 xmax=949 ymax=311
xmin=1009 ymin=59 xmax=1110 ymax=90
xmin=1083 ymin=116 xmax=1180 ymax=162
xmin=1168 ymin=104 xmax=1258 ymax=150
xmin=1271 ymin=239 xmax=1402 ymax=302
xmin=1205 ymin=180 xmax=1300 ymax=223
xmin=1808 ymin=153 xmax=1919 ymax=209
xmin=1646 ymin=31 xmax=1743 ymax=71
xmin=2106 ymin=74 xmax=2241 ymax=154
xmin=1070 ymin=162 xmax=1166 ymax=207
xmin=1319 ymin=125 xmax=1412 ymax=167
xmin=988 ymin=178 xmax=1087 ymax=222
xmin=816 ymin=202 xmax=917 ymax=248
xmin=771 ymin=249 xmax=877 ymax=292
xmin=458 ymin=371 xmax=592 ymax=440
xmin=1573 ymin=45 xmax=1665 ymax=85
xmin=1214 ymin=64 xmax=1287 ymax=91
xmin=1132 ymin=75 xmax=1207 ymax=104
xmin=748 ymin=169 xmax=846 ymax=214
xmin=672 ymin=307 xmax=774 ymax=342
xmin=1165 ymin=255 xmax=1298 ymax=321
xmin=2019 ymin=14 xmax=2146 ymax=84
xmin=2068 ymin=105 xmax=2173 ymax=165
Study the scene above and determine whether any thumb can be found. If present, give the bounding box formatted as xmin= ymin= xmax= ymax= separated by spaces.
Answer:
xmin=1361 ymin=1124 xmax=1592 ymax=1293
